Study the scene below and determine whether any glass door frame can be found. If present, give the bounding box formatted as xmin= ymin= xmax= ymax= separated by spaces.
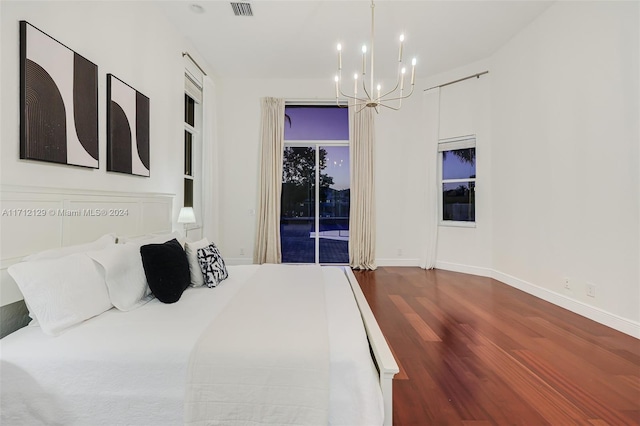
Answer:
xmin=283 ymin=140 xmax=349 ymax=265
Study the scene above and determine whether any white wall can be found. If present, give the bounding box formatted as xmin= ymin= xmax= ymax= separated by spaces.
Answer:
xmin=490 ymin=1 xmax=639 ymax=329
xmin=1 ymin=1 xmax=190 ymax=222
xmin=213 ymin=78 xmax=427 ymax=265
xmin=434 ymin=74 xmax=492 ymax=275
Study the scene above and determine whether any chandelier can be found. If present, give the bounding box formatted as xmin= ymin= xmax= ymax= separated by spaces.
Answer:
xmin=334 ymin=0 xmax=416 ymax=112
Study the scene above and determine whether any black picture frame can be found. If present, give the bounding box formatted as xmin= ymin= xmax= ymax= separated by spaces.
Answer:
xmin=106 ymin=74 xmax=150 ymax=177
xmin=19 ymin=21 xmax=99 ymax=169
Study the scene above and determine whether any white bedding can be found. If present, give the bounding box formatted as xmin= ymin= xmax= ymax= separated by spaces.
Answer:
xmin=0 ymin=265 xmax=383 ymax=426
xmin=185 ymin=264 xmax=330 ymax=425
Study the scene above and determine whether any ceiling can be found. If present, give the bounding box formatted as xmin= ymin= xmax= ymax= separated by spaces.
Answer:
xmin=157 ymin=1 xmax=554 ymax=81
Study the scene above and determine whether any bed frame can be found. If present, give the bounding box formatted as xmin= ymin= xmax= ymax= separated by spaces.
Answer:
xmin=0 ymin=185 xmax=398 ymax=425
xmin=344 ymin=267 xmax=399 ymax=426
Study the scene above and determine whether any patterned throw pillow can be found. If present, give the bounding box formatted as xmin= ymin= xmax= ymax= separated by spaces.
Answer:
xmin=197 ymin=243 xmax=228 ymax=288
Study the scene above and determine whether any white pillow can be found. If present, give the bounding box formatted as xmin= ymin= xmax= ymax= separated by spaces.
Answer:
xmin=88 ymin=243 xmax=153 ymax=311
xmin=184 ymin=238 xmax=210 ymax=287
xmin=120 ymin=231 xmax=186 ymax=247
xmin=8 ymin=254 xmax=113 ymax=336
xmin=23 ymin=234 xmax=116 ymax=262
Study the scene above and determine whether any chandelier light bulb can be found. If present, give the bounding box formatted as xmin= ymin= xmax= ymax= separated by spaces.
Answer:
xmin=337 ymin=43 xmax=342 ymax=51
xmin=362 ymin=45 xmax=367 ymax=53
xmin=399 ymin=34 xmax=405 ymax=42
xmin=411 ymin=58 xmax=416 ymax=85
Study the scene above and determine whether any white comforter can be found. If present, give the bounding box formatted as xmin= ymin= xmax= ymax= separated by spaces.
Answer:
xmin=185 ymin=264 xmax=330 ymax=425
xmin=0 ymin=265 xmax=383 ymax=426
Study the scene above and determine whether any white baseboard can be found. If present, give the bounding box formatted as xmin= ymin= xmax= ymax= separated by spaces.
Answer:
xmin=434 ymin=260 xmax=639 ymax=338
xmin=376 ymin=258 xmax=421 ymax=267
xmin=491 ymin=270 xmax=640 ymax=339
xmin=435 ymin=261 xmax=493 ymax=277
xmin=436 ymin=261 xmax=640 ymax=339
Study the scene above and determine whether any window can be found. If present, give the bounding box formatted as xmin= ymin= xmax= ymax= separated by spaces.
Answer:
xmin=439 ymin=136 xmax=476 ymax=224
xmin=183 ymin=71 xmax=203 ymax=223
xmin=280 ymin=106 xmax=350 ymax=264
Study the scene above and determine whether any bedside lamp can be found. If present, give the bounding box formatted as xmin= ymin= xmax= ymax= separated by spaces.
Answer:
xmin=177 ymin=207 xmax=196 ymax=235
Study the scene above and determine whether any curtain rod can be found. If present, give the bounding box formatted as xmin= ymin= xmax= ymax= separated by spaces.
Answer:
xmin=182 ymin=52 xmax=207 ymax=76
xmin=285 ymin=99 xmax=340 ymax=106
xmin=424 ymin=70 xmax=489 ymax=91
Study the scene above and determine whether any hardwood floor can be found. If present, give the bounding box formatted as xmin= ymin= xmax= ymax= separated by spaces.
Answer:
xmin=353 ymin=267 xmax=640 ymax=425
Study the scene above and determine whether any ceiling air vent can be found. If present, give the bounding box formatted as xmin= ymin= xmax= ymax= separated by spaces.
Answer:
xmin=231 ymin=2 xmax=253 ymax=16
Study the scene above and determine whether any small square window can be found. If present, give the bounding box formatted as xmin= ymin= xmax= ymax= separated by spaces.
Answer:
xmin=442 ymin=182 xmax=475 ymax=221
xmin=185 ymin=95 xmax=195 ymax=127
xmin=443 ymin=148 xmax=475 ymax=180
xmin=184 ymin=178 xmax=193 ymax=208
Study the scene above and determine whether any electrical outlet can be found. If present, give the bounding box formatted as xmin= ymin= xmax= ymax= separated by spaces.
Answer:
xmin=586 ymin=283 xmax=596 ymax=298
xmin=564 ymin=277 xmax=571 ymax=290
xmin=397 ymin=248 xmax=403 ymax=257
xmin=240 ymin=248 xmax=245 ymax=256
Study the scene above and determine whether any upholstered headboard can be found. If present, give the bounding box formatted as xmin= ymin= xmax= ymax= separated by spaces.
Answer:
xmin=0 ymin=185 xmax=174 ymax=337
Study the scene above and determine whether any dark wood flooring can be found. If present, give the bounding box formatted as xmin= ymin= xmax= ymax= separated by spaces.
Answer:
xmin=353 ymin=267 xmax=640 ymax=425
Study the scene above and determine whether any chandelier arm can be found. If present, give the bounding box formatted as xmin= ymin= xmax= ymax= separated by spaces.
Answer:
xmin=355 ymin=103 xmax=370 ymax=114
xmin=378 ymin=85 xmax=416 ymax=102
xmin=338 ymin=91 xmax=367 ymax=103
xmin=337 ymin=81 xmax=366 ymax=102
xmin=361 ymin=79 xmax=372 ymax=102
xmin=337 ymin=85 xmax=353 ymax=99
xmin=336 ymin=69 xmax=352 ymax=100
xmin=377 ymin=102 xmax=402 ymax=111
xmin=377 ymin=62 xmax=404 ymax=99
xmin=338 ymin=81 xmax=368 ymax=103
xmin=379 ymin=80 xmax=402 ymax=100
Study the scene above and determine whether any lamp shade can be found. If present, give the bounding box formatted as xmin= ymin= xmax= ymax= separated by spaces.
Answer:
xmin=177 ymin=207 xmax=196 ymax=224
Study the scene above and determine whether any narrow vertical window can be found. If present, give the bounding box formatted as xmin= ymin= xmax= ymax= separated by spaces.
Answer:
xmin=183 ymin=94 xmax=196 ymax=208
xmin=184 ymin=70 xmax=202 ymax=216
xmin=439 ymin=137 xmax=476 ymax=224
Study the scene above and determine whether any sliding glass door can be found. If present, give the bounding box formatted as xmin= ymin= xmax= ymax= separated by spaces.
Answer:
xmin=318 ymin=145 xmax=349 ymax=264
xmin=280 ymin=105 xmax=349 ymax=264
xmin=281 ymin=146 xmax=316 ymax=263
xmin=281 ymin=144 xmax=349 ymax=264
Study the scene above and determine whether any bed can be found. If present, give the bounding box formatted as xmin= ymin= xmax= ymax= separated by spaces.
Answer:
xmin=0 ymin=234 xmax=398 ymax=425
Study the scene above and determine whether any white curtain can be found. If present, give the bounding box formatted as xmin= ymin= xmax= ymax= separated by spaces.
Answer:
xmin=253 ymin=97 xmax=285 ymax=264
xmin=348 ymin=104 xmax=377 ymax=270
xmin=420 ymin=88 xmax=441 ymax=269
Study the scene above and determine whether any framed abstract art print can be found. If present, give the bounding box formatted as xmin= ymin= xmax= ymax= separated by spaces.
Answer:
xmin=19 ymin=21 xmax=99 ymax=168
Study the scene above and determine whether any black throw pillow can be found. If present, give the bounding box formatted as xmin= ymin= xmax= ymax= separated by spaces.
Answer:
xmin=140 ymin=238 xmax=190 ymax=304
